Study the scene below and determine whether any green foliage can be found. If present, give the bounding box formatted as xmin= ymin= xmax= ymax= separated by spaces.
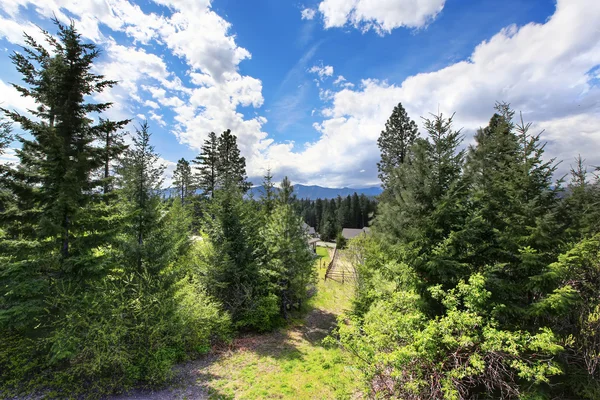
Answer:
xmin=349 ymin=102 xmax=600 ymax=398
xmin=531 ymin=234 xmax=600 ymax=398
xmin=217 ymin=129 xmax=250 ymax=192
xmin=335 ymin=232 xmax=347 ymax=249
xmin=377 ymin=102 xmax=419 ymax=188
xmin=260 ymin=167 xmax=276 ymax=216
xmin=172 ymin=157 xmax=195 ymax=205
xmin=194 ymin=131 xmax=219 ymax=198
xmin=337 ymin=274 xmax=563 ymax=399
xmin=260 ymin=203 xmax=316 ymax=318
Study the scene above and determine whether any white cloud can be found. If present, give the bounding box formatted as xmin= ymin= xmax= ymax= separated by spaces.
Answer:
xmin=2 ymin=0 xmax=599 ymax=188
xmin=333 ymin=75 xmax=355 ymax=88
xmin=0 ymin=79 xmax=39 ymax=115
xmin=144 ymin=100 xmax=160 ymax=109
xmin=149 ymin=110 xmax=167 ymax=127
xmin=317 ymin=0 xmax=446 ymax=35
xmin=159 ymin=156 xmax=178 ymax=187
xmin=308 ymin=64 xmax=334 ymax=80
xmin=301 ymin=8 xmax=316 ymax=20
xmin=0 ymin=0 xmax=269 ymax=184
xmin=264 ymin=0 xmax=600 ymax=186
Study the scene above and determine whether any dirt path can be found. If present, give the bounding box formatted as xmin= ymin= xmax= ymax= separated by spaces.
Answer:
xmin=108 ymin=247 xmax=360 ymax=400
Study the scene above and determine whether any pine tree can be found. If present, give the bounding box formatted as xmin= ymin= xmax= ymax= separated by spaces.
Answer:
xmin=458 ymin=103 xmax=562 ymax=325
xmin=0 ymin=120 xmax=13 ymax=213
xmin=337 ymin=195 xmax=352 ymax=229
xmin=117 ymin=121 xmax=165 ymax=268
xmin=173 ymin=157 xmax=195 ymax=205
xmin=194 ymin=131 xmax=218 ymax=198
xmin=100 ymin=118 xmax=129 ymax=196
xmin=278 ymin=176 xmax=295 ymax=205
xmin=351 ymin=192 xmax=361 ymax=228
xmin=0 ymin=21 xmax=128 ymax=329
xmin=202 ymin=189 xmax=269 ymax=329
xmin=261 ymin=167 xmax=276 ymax=215
xmin=375 ymin=112 xmax=466 ymax=286
xmin=315 ymin=198 xmax=324 ymax=233
xmin=217 ymin=129 xmax=250 ymax=192
xmin=377 ymin=102 xmax=419 ymax=188
xmin=261 ymin=203 xmax=315 ymax=318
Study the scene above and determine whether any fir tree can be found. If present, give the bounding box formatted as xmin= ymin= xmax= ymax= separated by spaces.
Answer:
xmin=217 ymin=129 xmax=250 ymax=192
xmin=194 ymin=131 xmax=218 ymax=198
xmin=100 ymin=118 xmax=129 ymax=196
xmin=278 ymin=176 xmax=295 ymax=205
xmin=173 ymin=157 xmax=195 ymax=205
xmin=261 ymin=167 xmax=276 ymax=215
xmin=260 ymin=203 xmax=315 ymax=317
xmin=0 ymin=21 xmax=127 ymax=329
xmin=377 ymin=102 xmax=419 ymax=188
xmin=116 ymin=121 xmax=165 ymax=268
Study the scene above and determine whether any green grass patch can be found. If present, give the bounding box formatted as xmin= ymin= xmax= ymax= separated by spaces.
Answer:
xmin=196 ymin=246 xmax=364 ymax=399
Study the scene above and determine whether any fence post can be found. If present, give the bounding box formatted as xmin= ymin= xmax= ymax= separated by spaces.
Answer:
xmin=342 ymin=270 xmax=345 ymax=284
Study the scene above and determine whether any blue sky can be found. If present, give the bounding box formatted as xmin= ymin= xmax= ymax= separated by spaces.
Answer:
xmin=1 ymin=0 xmax=599 ymax=187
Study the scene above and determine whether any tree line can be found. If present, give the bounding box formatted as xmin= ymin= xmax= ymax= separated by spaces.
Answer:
xmin=0 ymin=21 xmax=315 ymax=397
xmin=290 ymin=194 xmax=377 ymax=241
xmin=336 ymin=102 xmax=600 ymax=398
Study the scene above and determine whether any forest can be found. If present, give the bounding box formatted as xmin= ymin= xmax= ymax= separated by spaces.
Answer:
xmin=1 ymin=20 xmax=600 ymax=400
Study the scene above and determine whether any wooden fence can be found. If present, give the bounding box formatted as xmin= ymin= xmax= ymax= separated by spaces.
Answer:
xmin=324 ymin=248 xmax=358 ymax=283
xmin=324 ymin=248 xmax=337 ymax=280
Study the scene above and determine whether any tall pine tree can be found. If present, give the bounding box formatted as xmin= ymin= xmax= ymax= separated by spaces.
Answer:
xmin=217 ymin=129 xmax=250 ymax=192
xmin=194 ymin=131 xmax=218 ymax=198
xmin=0 ymin=21 xmax=128 ymax=329
xmin=377 ymin=102 xmax=419 ymax=188
xmin=173 ymin=157 xmax=195 ymax=205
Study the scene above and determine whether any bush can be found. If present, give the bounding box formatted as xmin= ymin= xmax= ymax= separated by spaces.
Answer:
xmin=335 ymin=274 xmax=563 ymax=399
xmin=335 ymin=232 xmax=347 ymax=249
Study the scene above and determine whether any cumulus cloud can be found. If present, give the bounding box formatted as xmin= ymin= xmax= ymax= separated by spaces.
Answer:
xmin=265 ymin=0 xmax=600 ymax=186
xmin=0 ymin=0 xmax=268 ymax=184
xmin=301 ymin=8 xmax=316 ymax=20
xmin=317 ymin=0 xmax=446 ymax=34
xmin=1 ymin=0 xmax=599 ymax=188
xmin=308 ymin=64 xmax=334 ymax=80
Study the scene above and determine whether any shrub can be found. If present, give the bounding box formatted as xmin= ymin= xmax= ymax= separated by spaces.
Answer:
xmin=335 ymin=274 xmax=563 ymax=399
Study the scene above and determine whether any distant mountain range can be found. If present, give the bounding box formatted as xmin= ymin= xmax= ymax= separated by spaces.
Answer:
xmin=162 ymin=184 xmax=382 ymax=200
xmin=249 ymin=184 xmax=382 ymax=200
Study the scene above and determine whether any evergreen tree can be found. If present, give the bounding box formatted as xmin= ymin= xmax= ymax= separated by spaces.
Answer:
xmin=337 ymin=195 xmax=352 ymax=229
xmin=278 ymin=176 xmax=295 ymax=205
xmin=457 ymin=104 xmax=561 ymax=325
xmin=315 ymin=198 xmax=324 ymax=232
xmin=351 ymin=192 xmax=361 ymax=228
xmin=194 ymin=131 xmax=218 ymax=198
xmin=377 ymin=102 xmax=419 ymax=188
xmin=261 ymin=167 xmax=276 ymax=215
xmin=100 ymin=118 xmax=129 ymax=196
xmin=261 ymin=203 xmax=315 ymax=318
xmin=0 ymin=21 xmax=127 ymax=329
xmin=116 ymin=121 xmax=165 ymax=268
xmin=217 ymin=129 xmax=250 ymax=192
xmin=173 ymin=157 xmax=195 ymax=205
xmin=201 ymin=189 xmax=271 ymax=329
xmin=0 ymin=120 xmax=13 ymax=213
xmin=375 ymin=111 xmax=466 ymax=287
xmin=320 ymin=199 xmax=338 ymax=241
xmin=561 ymin=156 xmax=599 ymax=240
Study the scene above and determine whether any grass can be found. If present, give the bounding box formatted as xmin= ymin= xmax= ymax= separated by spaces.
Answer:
xmin=196 ymin=246 xmax=364 ymax=399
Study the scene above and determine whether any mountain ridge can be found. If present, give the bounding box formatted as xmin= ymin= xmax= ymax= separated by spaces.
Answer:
xmin=249 ymin=184 xmax=382 ymax=200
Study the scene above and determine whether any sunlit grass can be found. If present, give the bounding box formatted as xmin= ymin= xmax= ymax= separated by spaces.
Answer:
xmin=197 ymin=245 xmax=364 ymax=399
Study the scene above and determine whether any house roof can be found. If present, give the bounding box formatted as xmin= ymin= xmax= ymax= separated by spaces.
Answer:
xmin=302 ymin=222 xmax=316 ymax=235
xmin=341 ymin=227 xmax=371 ymax=239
